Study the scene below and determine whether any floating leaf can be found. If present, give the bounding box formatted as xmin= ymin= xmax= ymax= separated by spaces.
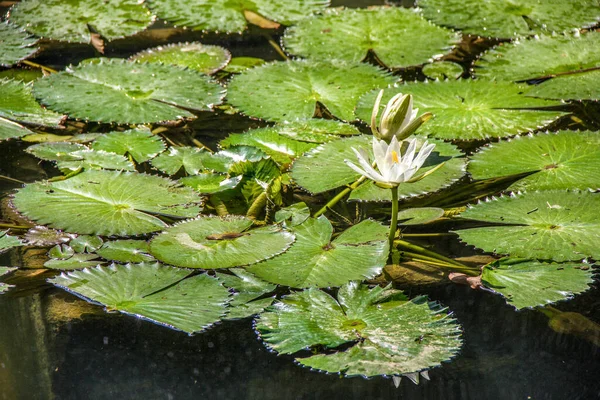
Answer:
xmin=417 ymin=0 xmax=600 ymax=38
xmin=468 ymin=130 xmax=600 ymax=191
xmin=227 ymin=60 xmax=395 ymax=122
xmin=91 ymin=127 xmax=166 ymax=163
xmin=9 ymin=0 xmax=154 ymax=43
xmin=131 ymin=42 xmax=231 ymax=75
xmin=224 ymin=57 xmax=266 ymax=73
xmin=0 ymin=267 xmax=16 ymax=294
xmin=274 ymin=202 xmax=311 ymax=227
xmin=203 ymin=146 xmax=270 ymax=173
xmin=44 ymin=253 xmax=102 ymax=270
xmin=95 ymin=240 xmax=155 ymax=263
xmin=0 ymin=78 xmax=64 ymax=127
xmin=422 ymin=61 xmax=463 ymax=80
xmin=56 ymin=149 xmax=136 ymax=172
xmin=481 ymin=258 xmax=595 ymax=309
xmin=283 ymin=7 xmax=459 ymax=69
xmin=24 ymin=226 xmax=76 ymax=246
xmin=146 ymin=0 xmax=329 ymax=33
xmin=33 ymin=59 xmax=225 ymax=124
xmin=275 ymin=119 xmax=360 ymax=143
xmin=256 ymin=281 xmax=461 ymax=377
xmin=151 ymin=146 xmax=214 ymax=175
xmin=355 ymin=81 xmax=565 ymax=140
xmin=26 ymin=142 xmax=88 ymax=161
xmin=49 ymin=244 xmax=75 ymax=260
xmin=216 ymin=268 xmax=276 ymax=319
xmin=49 ymin=263 xmax=231 ymax=333
xmin=149 ymin=216 xmax=295 ymax=269
xmin=455 ymin=191 xmax=600 ymax=261
xmin=526 ymin=70 xmax=600 ymax=101
xmin=474 ymin=33 xmax=600 ymax=81
xmin=0 ymin=118 xmax=32 ymax=141
xmin=12 ymin=170 xmax=202 ymax=236
xmin=0 ymin=231 xmax=23 ymax=253
xmin=220 ymin=127 xmax=317 ymax=165
xmin=0 ymin=21 xmax=38 ymax=67
xmin=247 ymin=217 xmax=388 ymax=288
xmin=70 ymin=235 xmax=103 ymax=253
xmin=0 ymin=69 xmax=43 ymax=83
xmin=398 ymin=207 xmax=445 ymax=225
xmin=180 ymin=173 xmax=242 ymax=194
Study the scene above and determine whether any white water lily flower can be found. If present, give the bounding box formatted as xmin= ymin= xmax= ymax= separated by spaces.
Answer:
xmin=345 ymin=136 xmax=436 ymax=188
xmin=371 ymin=90 xmax=432 ymax=143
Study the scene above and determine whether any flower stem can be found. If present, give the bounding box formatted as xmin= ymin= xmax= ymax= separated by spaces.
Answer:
xmin=394 ymin=239 xmax=467 ymax=268
xmin=313 ymin=176 xmax=366 ymax=218
xmin=388 ymin=185 xmax=399 ymax=250
xmin=400 ymin=251 xmax=480 ymax=275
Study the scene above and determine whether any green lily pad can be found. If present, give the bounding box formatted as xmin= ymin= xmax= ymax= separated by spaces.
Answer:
xmin=224 ymin=57 xmax=266 ymax=74
xmin=0 ymin=69 xmax=43 ymax=83
xmin=227 ymin=60 xmax=395 ymax=122
xmin=398 ymin=207 xmax=445 ymax=225
xmin=275 ymin=119 xmax=360 ymax=143
xmin=49 ymin=263 xmax=231 ymax=333
xmin=0 ymin=118 xmax=32 ymax=141
xmin=56 ymin=150 xmax=136 ymax=172
xmin=33 ymin=59 xmax=225 ymax=124
xmin=256 ymin=281 xmax=462 ymax=377
xmin=44 ymin=253 xmax=102 ymax=270
xmin=95 ymin=240 xmax=155 ymax=263
xmin=91 ymin=128 xmax=166 ymax=163
xmin=131 ymin=42 xmax=231 ymax=75
xmin=0 ymin=231 xmax=24 ymax=253
xmin=526 ymin=70 xmax=600 ymax=101
xmin=12 ymin=170 xmax=202 ymax=236
xmin=203 ymin=146 xmax=270 ymax=174
xmin=417 ymin=0 xmax=600 ymax=38
xmin=468 ymin=130 xmax=600 ymax=191
xmin=0 ymin=78 xmax=64 ymax=127
xmin=220 ymin=127 xmax=318 ymax=165
xmin=355 ymin=81 xmax=565 ymax=140
xmin=180 ymin=173 xmax=242 ymax=194
xmin=284 ymin=7 xmax=459 ymax=69
xmin=481 ymin=258 xmax=595 ymax=309
xmin=422 ymin=61 xmax=463 ymax=80
xmin=0 ymin=267 xmax=16 ymax=294
xmin=247 ymin=217 xmax=388 ymax=288
xmin=216 ymin=268 xmax=276 ymax=319
xmin=26 ymin=142 xmax=88 ymax=161
xmin=151 ymin=146 xmax=215 ymax=175
xmin=149 ymin=216 xmax=295 ymax=269
xmin=474 ymin=32 xmax=600 ymax=81
xmin=274 ymin=202 xmax=311 ymax=227
xmin=70 ymin=235 xmax=104 ymax=253
xmin=146 ymin=0 xmax=329 ymax=33
xmin=9 ymin=0 xmax=154 ymax=43
xmin=455 ymin=191 xmax=600 ymax=261
xmin=0 ymin=21 xmax=38 ymax=67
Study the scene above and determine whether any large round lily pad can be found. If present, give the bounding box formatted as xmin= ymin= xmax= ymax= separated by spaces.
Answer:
xmin=247 ymin=217 xmax=389 ymax=288
xmin=12 ymin=170 xmax=202 ymax=236
xmin=355 ymin=81 xmax=565 ymax=140
xmin=227 ymin=60 xmax=395 ymax=122
xmin=481 ymin=258 xmax=595 ymax=310
xmin=0 ymin=78 xmax=64 ymax=127
xmin=150 ymin=216 xmax=295 ymax=269
xmin=475 ymin=32 xmax=600 ymax=81
xmin=146 ymin=0 xmax=330 ymax=33
xmin=468 ymin=130 xmax=600 ymax=191
xmin=9 ymin=0 xmax=154 ymax=43
xmin=417 ymin=0 xmax=600 ymax=38
xmin=256 ymin=281 xmax=462 ymax=377
xmin=131 ymin=42 xmax=231 ymax=75
xmin=455 ymin=191 xmax=600 ymax=261
xmin=0 ymin=21 xmax=38 ymax=67
xmin=49 ymin=263 xmax=231 ymax=333
xmin=33 ymin=59 xmax=225 ymax=124
xmin=283 ymin=7 xmax=460 ymax=69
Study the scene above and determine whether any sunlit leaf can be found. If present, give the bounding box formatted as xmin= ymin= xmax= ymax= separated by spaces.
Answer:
xmin=256 ymin=281 xmax=462 ymax=377
xmin=131 ymin=42 xmax=231 ymax=75
xmin=44 ymin=253 xmax=102 ymax=270
xmin=152 ymin=146 xmax=214 ymax=175
xmin=224 ymin=57 xmax=266 ymax=73
xmin=422 ymin=61 xmax=463 ymax=80
xmin=70 ymin=235 xmax=104 ymax=253
xmin=91 ymin=127 xmax=166 ymax=163
xmin=180 ymin=173 xmax=242 ymax=194
xmin=397 ymin=207 xmax=445 ymax=225
xmin=95 ymin=240 xmax=156 ymax=263
xmin=526 ymin=70 xmax=600 ymax=101
xmin=0 ymin=117 xmax=32 ymax=141
xmin=0 ymin=21 xmax=38 ymax=67
xmin=216 ymin=268 xmax=276 ymax=319
xmin=0 ymin=78 xmax=64 ymax=127
xmin=49 ymin=263 xmax=231 ymax=333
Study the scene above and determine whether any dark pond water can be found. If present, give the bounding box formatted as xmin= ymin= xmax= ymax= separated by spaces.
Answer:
xmin=1 ymin=0 xmax=600 ymax=399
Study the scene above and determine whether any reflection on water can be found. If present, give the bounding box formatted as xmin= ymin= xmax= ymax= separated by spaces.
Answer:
xmin=0 ymin=282 xmax=598 ymax=400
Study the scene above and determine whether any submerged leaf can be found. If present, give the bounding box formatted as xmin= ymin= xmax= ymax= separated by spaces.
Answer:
xmin=256 ymin=281 xmax=462 ymax=377
xmin=50 ymin=263 xmax=231 ymax=333
xmin=455 ymin=191 xmax=600 ymax=261
xmin=481 ymin=258 xmax=594 ymax=309
xmin=149 ymin=216 xmax=295 ymax=269
xmin=283 ymin=7 xmax=459 ymax=69
xmin=227 ymin=60 xmax=395 ymax=122
xmin=9 ymin=0 xmax=154 ymax=43
xmin=0 ymin=21 xmax=38 ymax=67
xmin=247 ymin=217 xmax=389 ymax=288
xmin=0 ymin=267 xmax=16 ymax=294
xmin=12 ymin=170 xmax=202 ymax=236
xmin=216 ymin=268 xmax=276 ymax=319
xmin=33 ymin=59 xmax=225 ymax=124
xmin=131 ymin=42 xmax=231 ymax=75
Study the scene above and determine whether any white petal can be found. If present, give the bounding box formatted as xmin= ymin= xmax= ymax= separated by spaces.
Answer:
xmin=401 ymin=138 xmax=418 ymax=165
xmin=413 ymin=141 xmax=436 ymax=168
xmin=372 ymin=138 xmax=387 ymax=164
xmin=355 ymin=148 xmax=387 ymax=182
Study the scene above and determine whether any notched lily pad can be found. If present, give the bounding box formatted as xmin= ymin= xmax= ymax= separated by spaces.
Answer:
xmin=0 ymin=231 xmax=24 ymax=253
xmin=95 ymin=240 xmax=155 ymax=263
xmin=91 ymin=127 xmax=166 ymax=163
xmin=256 ymin=281 xmax=462 ymax=377
xmin=0 ymin=21 xmax=39 ymax=67
xmin=481 ymin=258 xmax=595 ymax=309
xmin=181 ymin=173 xmax=242 ymax=194
xmin=149 ymin=215 xmax=295 ymax=269
xmin=455 ymin=191 xmax=600 ymax=261
xmin=12 ymin=170 xmax=202 ymax=236
xmin=49 ymin=263 xmax=231 ymax=333
xmin=0 ymin=78 xmax=64 ymax=127
xmin=227 ymin=60 xmax=395 ymax=122
xmin=216 ymin=268 xmax=276 ymax=319
xmin=33 ymin=59 xmax=225 ymax=124
xmin=247 ymin=217 xmax=389 ymax=288
xmin=131 ymin=42 xmax=231 ymax=75
xmin=152 ymin=146 xmax=214 ymax=175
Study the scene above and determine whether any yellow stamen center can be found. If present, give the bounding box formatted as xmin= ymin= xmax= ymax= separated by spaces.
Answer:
xmin=391 ymin=151 xmax=399 ymax=163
